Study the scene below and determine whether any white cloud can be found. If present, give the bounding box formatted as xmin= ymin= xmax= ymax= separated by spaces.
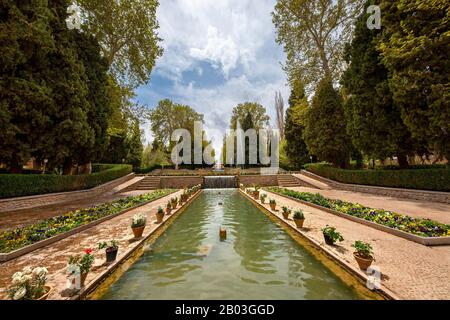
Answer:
xmin=139 ymin=0 xmax=289 ymax=157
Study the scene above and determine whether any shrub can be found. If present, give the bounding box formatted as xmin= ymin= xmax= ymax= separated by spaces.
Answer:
xmin=322 ymin=225 xmax=344 ymax=243
xmin=293 ymin=210 xmax=305 ymax=220
xmin=304 ymin=163 xmax=450 ymax=191
xmin=352 ymin=241 xmax=373 ymax=258
xmin=131 ymin=213 xmax=147 ymax=228
xmin=98 ymin=240 xmax=119 ymax=251
xmin=7 ymin=266 xmax=48 ymax=300
xmin=0 ymin=164 xmax=132 ymax=199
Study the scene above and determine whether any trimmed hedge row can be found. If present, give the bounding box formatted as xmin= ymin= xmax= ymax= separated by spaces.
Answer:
xmin=0 ymin=164 xmax=132 ymax=199
xmin=304 ymin=164 xmax=450 ymax=192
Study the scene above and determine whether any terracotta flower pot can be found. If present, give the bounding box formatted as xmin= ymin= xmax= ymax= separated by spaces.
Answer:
xmin=270 ymin=203 xmax=277 ymax=211
xmin=106 ymin=248 xmax=118 ymax=263
xmin=323 ymin=234 xmax=335 ymax=245
xmin=294 ymin=218 xmax=305 ymax=228
xmin=172 ymin=203 xmax=178 ymax=209
xmin=80 ymin=272 xmax=88 ymax=287
xmin=353 ymin=252 xmax=374 ymax=270
xmin=132 ymin=226 xmax=145 ymax=238
xmin=156 ymin=212 xmax=164 ymax=224
xmin=282 ymin=211 xmax=289 ymax=219
xmin=166 ymin=208 xmax=172 ymax=215
xmin=37 ymin=286 xmax=52 ymax=300
xmin=253 ymin=191 xmax=260 ymax=199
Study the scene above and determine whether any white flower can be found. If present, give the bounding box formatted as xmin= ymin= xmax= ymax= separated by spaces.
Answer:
xmin=13 ymin=287 xmax=27 ymax=300
xmin=22 ymin=266 xmax=32 ymax=274
xmin=12 ymin=272 xmax=24 ymax=285
xmin=33 ymin=267 xmax=48 ymax=277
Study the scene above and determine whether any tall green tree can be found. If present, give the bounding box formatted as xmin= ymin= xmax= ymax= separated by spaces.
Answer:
xmin=0 ymin=0 xmax=54 ymax=172
xmin=341 ymin=0 xmax=418 ymax=167
xmin=126 ymin=120 xmax=143 ymax=168
xmin=74 ymin=32 xmax=112 ymax=166
xmin=230 ymin=102 xmax=270 ymax=131
xmin=284 ymin=80 xmax=310 ymax=169
xmin=379 ymin=0 xmax=450 ymax=159
xmin=78 ymin=0 xmax=163 ymax=88
xmin=303 ymin=78 xmax=352 ymax=168
xmin=149 ymin=99 xmax=204 ymax=146
xmin=273 ymin=0 xmax=362 ymax=91
xmin=0 ymin=0 xmax=100 ymax=173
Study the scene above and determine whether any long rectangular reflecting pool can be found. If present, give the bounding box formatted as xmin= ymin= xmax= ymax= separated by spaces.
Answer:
xmin=100 ymin=189 xmax=363 ymax=300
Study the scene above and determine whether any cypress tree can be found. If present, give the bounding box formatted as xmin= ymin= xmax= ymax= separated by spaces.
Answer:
xmin=303 ymin=77 xmax=352 ymax=168
xmin=341 ymin=0 xmax=419 ymax=167
xmin=284 ymin=79 xmax=310 ymax=169
xmin=0 ymin=0 xmax=55 ymax=172
xmin=126 ymin=120 xmax=143 ymax=169
xmin=380 ymin=0 xmax=450 ymax=159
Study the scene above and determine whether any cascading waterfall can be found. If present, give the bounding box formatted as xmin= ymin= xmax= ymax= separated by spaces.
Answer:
xmin=204 ymin=176 xmax=236 ymax=189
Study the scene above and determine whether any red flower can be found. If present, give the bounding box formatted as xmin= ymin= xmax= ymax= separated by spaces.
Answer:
xmin=84 ymin=248 xmax=93 ymax=255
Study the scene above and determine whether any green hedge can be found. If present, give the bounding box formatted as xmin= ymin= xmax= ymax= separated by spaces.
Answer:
xmin=0 ymin=164 xmax=132 ymax=199
xmin=304 ymin=164 xmax=450 ymax=192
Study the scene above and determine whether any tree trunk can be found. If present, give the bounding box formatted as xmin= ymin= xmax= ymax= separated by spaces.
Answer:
xmin=9 ymin=155 xmax=23 ymax=174
xmin=63 ymin=159 xmax=76 ymax=175
xmin=78 ymin=162 xmax=92 ymax=175
xmin=397 ymin=153 xmax=409 ymax=169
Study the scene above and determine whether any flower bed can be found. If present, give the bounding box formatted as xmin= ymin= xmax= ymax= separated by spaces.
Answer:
xmin=267 ymin=187 xmax=450 ymax=238
xmin=0 ymin=190 xmax=174 ymax=253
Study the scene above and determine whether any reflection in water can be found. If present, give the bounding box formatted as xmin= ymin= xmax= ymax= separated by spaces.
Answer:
xmin=101 ymin=190 xmax=361 ymax=300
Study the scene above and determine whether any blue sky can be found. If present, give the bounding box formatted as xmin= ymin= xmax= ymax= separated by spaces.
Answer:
xmin=136 ymin=0 xmax=288 ymax=153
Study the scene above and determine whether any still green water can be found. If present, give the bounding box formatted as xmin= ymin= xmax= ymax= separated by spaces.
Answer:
xmin=101 ymin=189 xmax=361 ymax=300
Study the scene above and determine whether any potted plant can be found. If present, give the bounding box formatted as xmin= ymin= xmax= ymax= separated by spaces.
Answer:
xmin=293 ymin=210 xmax=305 ymax=228
xmin=269 ymin=199 xmax=277 ymax=211
xmin=8 ymin=266 xmax=50 ymax=300
xmin=98 ymin=240 xmax=119 ymax=263
xmin=321 ymin=225 xmax=344 ymax=245
xmin=156 ymin=206 xmax=165 ymax=223
xmin=67 ymin=249 xmax=95 ymax=288
xmin=352 ymin=241 xmax=374 ymax=270
xmin=260 ymin=194 xmax=267 ymax=204
xmin=166 ymin=201 xmax=172 ymax=214
xmin=171 ymin=197 xmax=178 ymax=209
xmin=281 ymin=206 xmax=291 ymax=219
xmin=131 ymin=213 xmax=147 ymax=238
xmin=253 ymin=185 xmax=260 ymax=199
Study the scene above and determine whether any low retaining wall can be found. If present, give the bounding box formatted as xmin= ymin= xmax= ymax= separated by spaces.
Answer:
xmin=238 ymin=175 xmax=278 ymax=187
xmin=301 ymin=170 xmax=450 ymax=204
xmin=160 ymin=176 xmax=203 ymax=189
xmin=0 ymin=173 xmax=135 ymax=213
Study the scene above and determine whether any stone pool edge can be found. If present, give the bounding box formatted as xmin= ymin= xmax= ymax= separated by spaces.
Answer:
xmin=76 ymin=189 xmax=203 ymax=300
xmin=239 ymin=189 xmax=398 ymax=301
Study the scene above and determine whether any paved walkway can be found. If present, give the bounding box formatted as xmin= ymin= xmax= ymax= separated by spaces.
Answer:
xmin=259 ymin=189 xmax=450 ymax=300
xmin=285 ymin=186 xmax=450 ymax=225
xmin=0 ymin=190 xmax=183 ymax=300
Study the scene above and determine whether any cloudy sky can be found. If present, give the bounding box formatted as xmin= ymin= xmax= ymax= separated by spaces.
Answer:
xmin=137 ymin=0 xmax=288 ymax=154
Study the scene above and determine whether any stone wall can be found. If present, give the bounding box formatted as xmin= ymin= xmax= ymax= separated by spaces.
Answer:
xmin=0 ymin=174 xmax=135 ymax=213
xmin=160 ymin=176 xmax=203 ymax=189
xmin=301 ymin=170 xmax=450 ymax=204
xmin=238 ymin=175 xmax=279 ymax=187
